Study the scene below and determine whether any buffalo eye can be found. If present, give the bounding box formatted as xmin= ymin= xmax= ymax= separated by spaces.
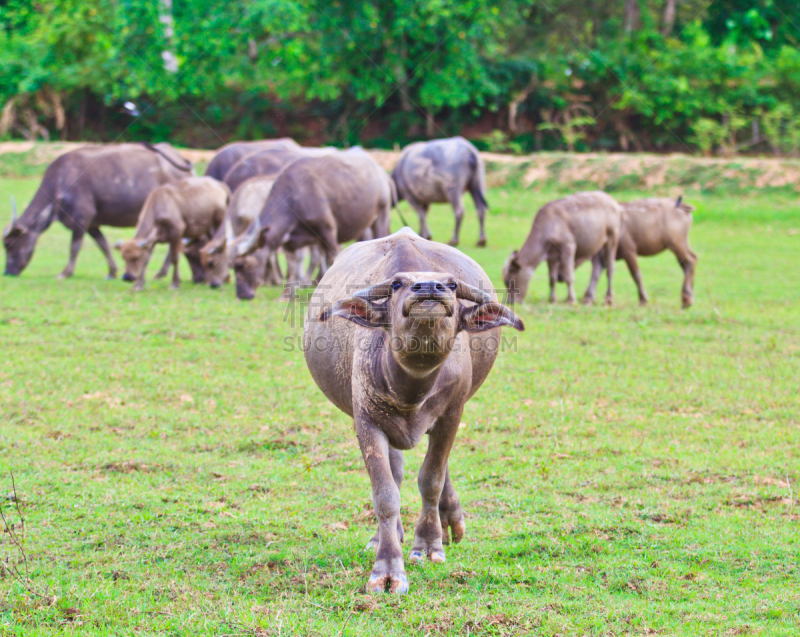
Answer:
xmin=447 ymin=282 xmax=457 ymax=291
xmin=392 ymin=280 xmax=402 ymax=291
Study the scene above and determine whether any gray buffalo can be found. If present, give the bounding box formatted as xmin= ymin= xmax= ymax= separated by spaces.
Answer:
xmin=304 ymin=227 xmax=523 ymax=594
xmin=203 ymin=139 xmax=299 ymax=181
xmin=591 ymin=197 xmax=698 ymax=307
xmin=3 ymin=143 xmax=193 ymax=278
xmin=503 ymin=191 xmax=622 ymax=305
xmin=233 ymin=150 xmax=395 ymax=300
xmin=391 ymin=137 xmax=489 ymax=247
xmin=116 ymin=177 xmax=229 ymax=290
xmin=222 ymin=147 xmax=334 ymax=192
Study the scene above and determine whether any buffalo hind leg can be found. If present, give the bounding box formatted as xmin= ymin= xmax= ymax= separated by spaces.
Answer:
xmin=405 ymin=196 xmax=431 ymax=240
xmin=367 ymin=448 xmax=405 ymax=550
xmin=447 ymin=191 xmax=465 ymax=247
xmin=604 ymin=235 xmax=619 ymax=306
xmin=356 ymin=419 xmax=408 ymax=594
xmin=87 ymin=227 xmax=117 ymax=279
xmin=438 ymin=467 xmax=465 ymax=545
xmin=674 ymin=247 xmax=697 ymax=308
xmin=58 ymin=228 xmax=85 ymax=279
xmin=547 ymin=256 xmax=559 ymax=303
xmin=169 ymin=239 xmax=182 ymax=290
xmin=583 ymin=251 xmax=604 ymax=304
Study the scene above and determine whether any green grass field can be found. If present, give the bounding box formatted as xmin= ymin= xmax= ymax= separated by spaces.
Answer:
xmin=1 ymin=175 xmax=799 ymax=636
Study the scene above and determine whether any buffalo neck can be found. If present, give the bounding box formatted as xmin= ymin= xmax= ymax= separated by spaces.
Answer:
xmin=378 ymin=334 xmax=449 ymax=410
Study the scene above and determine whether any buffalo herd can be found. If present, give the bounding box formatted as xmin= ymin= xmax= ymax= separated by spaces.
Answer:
xmin=2 ymin=136 xmax=697 ymax=594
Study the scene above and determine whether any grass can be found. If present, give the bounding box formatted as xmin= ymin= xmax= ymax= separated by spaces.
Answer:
xmin=1 ymin=174 xmax=799 ymax=636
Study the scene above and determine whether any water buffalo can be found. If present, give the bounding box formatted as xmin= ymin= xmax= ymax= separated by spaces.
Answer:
xmin=222 ymin=147 xmax=334 ymax=192
xmin=233 ymin=150 xmax=395 ymax=300
xmin=589 ymin=197 xmax=698 ymax=308
xmin=203 ymin=139 xmax=300 ymax=181
xmin=391 ymin=136 xmax=489 ymax=247
xmin=503 ymin=191 xmax=622 ymax=305
xmin=3 ymin=143 xmax=193 ymax=278
xmin=304 ymin=227 xmax=523 ymax=594
xmin=116 ymin=177 xmax=229 ymax=290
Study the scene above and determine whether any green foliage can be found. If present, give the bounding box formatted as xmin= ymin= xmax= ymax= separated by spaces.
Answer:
xmin=1 ymin=1 xmax=800 ymax=153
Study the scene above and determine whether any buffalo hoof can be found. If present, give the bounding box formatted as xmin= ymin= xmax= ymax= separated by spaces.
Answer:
xmin=441 ymin=518 xmax=465 ymax=545
xmin=448 ymin=239 xmax=459 ymax=247
xmin=582 ymin=295 xmax=595 ymax=306
xmin=238 ymin=295 xmax=254 ymax=301
xmin=133 ymin=285 xmax=144 ymax=292
xmin=605 ymin=297 xmax=614 ymax=307
xmin=476 ymin=238 xmax=487 ymax=248
xmin=105 ymin=273 xmax=117 ymax=280
xmin=169 ymin=282 xmax=180 ymax=290
xmin=366 ymin=570 xmax=408 ymax=595
xmin=409 ymin=547 xmax=445 ymax=564
xmin=365 ymin=538 xmax=379 ymax=551
xmin=56 ymin=271 xmax=73 ymax=280
xmin=153 ymin=271 xmax=167 ymax=280
xmin=3 ymin=271 xmax=19 ymax=276
xmin=639 ymin=299 xmax=649 ymax=307
xmin=121 ymin=273 xmax=135 ymax=282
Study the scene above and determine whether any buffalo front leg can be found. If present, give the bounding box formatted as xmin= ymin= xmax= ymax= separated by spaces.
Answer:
xmin=367 ymin=447 xmax=405 ymax=550
xmin=356 ymin=418 xmax=408 ymax=594
xmin=438 ymin=467 xmax=465 ymax=545
xmin=623 ymin=251 xmax=647 ymax=305
xmin=604 ymin=236 xmax=619 ymax=306
xmin=547 ymin=257 xmax=559 ymax=303
xmin=87 ymin=227 xmax=117 ymax=279
xmin=153 ymin=247 xmax=172 ymax=279
xmin=58 ymin=228 xmax=85 ymax=279
xmin=583 ymin=251 xmax=604 ymax=304
xmin=559 ymin=241 xmax=578 ymax=304
xmin=409 ymin=408 xmax=462 ymax=565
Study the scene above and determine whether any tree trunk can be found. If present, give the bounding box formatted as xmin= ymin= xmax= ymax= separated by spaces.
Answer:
xmin=425 ymin=110 xmax=435 ymax=138
xmin=624 ymin=0 xmax=640 ymax=34
xmin=661 ymin=0 xmax=676 ymax=36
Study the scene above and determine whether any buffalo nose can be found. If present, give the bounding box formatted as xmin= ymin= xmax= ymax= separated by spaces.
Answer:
xmin=411 ymin=281 xmax=446 ymax=297
xmin=210 ymin=282 xmax=221 ymax=289
xmin=4 ymin=270 xmax=18 ymax=276
xmin=121 ymin=273 xmax=134 ymax=282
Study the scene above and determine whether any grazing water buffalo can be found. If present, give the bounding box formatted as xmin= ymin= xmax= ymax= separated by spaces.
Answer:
xmin=233 ymin=150 xmax=395 ymax=300
xmin=391 ymin=136 xmax=489 ymax=247
xmin=203 ymin=139 xmax=299 ymax=181
xmin=3 ymin=143 xmax=193 ymax=278
xmin=116 ymin=177 xmax=229 ymax=290
xmin=199 ymin=175 xmax=322 ymax=292
xmin=304 ymin=227 xmax=523 ymax=594
xmin=590 ymin=197 xmax=698 ymax=307
xmin=503 ymin=191 xmax=622 ymax=305
xmin=222 ymin=147 xmax=334 ymax=192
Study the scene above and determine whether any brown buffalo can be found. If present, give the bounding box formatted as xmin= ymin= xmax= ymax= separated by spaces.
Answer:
xmin=233 ymin=149 xmax=394 ymax=300
xmin=391 ymin=137 xmax=489 ymax=247
xmin=304 ymin=227 xmax=523 ymax=594
xmin=117 ymin=177 xmax=229 ymax=290
xmin=503 ymin=191 xmax=622 ymax=305
xmin=589 ymin=197 xmax=698 ymax=307
xmin=3 ymin=143 xmax=192 ymax=278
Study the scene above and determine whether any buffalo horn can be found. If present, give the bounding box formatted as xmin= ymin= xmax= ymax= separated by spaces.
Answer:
xmin=10 ymin=196 xmax=17 ymax=226
xmin=456 ymin=280 xmax=491 ymax=304
xmin=236 ymin=214 xmax=261 ymax=256
xmin=354 ymin=278 xmax=394 ymax=301
xmin=224 ymin=218 xmax=234 ymax=246
xmin=676 ymin=196 xmax=683 ymax=207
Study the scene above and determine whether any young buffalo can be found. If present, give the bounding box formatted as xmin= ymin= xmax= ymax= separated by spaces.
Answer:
xmin=503 ymin=191 xmax=622 ymax=305
xmin=117 ymin=177 xmax=229 ymax=290
xmin=589 ymin=197 xmax=698 ymax=307
xmin=304 ymin=228 xmax=523 ymax=594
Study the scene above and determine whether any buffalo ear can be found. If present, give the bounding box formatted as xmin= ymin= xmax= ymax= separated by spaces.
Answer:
xmin=256 ymin=227 xmax=270 ymax=250
xmin=509 ymin=250 xmax=520 ymax=268
xmin=320 ymin=297 xmax=388 ymax=329
xmin=460 ymin=302 xmax=524 ymax=333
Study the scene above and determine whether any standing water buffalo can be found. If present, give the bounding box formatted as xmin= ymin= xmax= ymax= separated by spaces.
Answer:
xmin=391 ymin=136 xmax=489 ymax=247
xmin=233 ymin=150 xmax=395 ymax=300
xmin=589 ymin=197 xmax=698 ymax=308
xmin=304 ymin=227 xmax=523 ymax=594
xmin=3 ymin=143 xmax=193 ymax=278
xmin=116 ymin=177 xmax=229 ymax=290
xmin=502 ymin=191 xmax=622 ymax=305
xmin=203 ymin=139 xmax=299 ymax=181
